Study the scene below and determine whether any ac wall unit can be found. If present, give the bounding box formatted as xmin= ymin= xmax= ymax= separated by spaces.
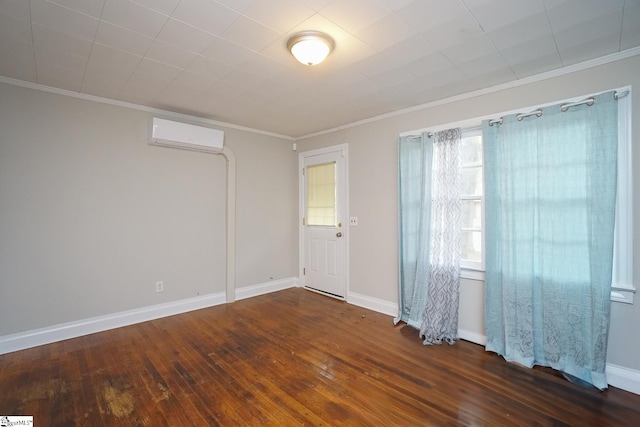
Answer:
xmin=150 ymin=117 xmax=224 ymax=154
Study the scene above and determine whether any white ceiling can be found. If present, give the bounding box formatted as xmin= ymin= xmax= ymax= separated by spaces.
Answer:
xmin=1 ymin=0 xmax=639 ymax=137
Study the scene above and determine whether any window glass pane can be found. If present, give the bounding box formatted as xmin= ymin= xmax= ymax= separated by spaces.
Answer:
xmin=460 ymin=134 xmax=482 ymax=165
xmin=461 ymin=166 xmax=483 ymax=196
xmin=461 ymin=230 xmax=482 ymax=262
xmin=460 ymin=199 xmax=482 ymax=230
xmin=306 ymin=162 xmax=336 ymax=226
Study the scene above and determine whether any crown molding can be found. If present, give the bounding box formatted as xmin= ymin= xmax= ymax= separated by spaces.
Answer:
xmin=0 ymin=76 xmax=294 ymax=141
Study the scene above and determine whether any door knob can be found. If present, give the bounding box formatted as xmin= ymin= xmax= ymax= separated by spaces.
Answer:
xmin=336 ymin=232 xmax=343 ymax=237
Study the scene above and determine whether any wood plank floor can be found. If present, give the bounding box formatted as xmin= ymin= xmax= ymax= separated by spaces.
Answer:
xmin=1 ymin=288 xmax=639 ymax=426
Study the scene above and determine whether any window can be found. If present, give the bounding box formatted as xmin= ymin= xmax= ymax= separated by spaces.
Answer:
xmin=306 ymin=162 xmax=337 ymax=226
xmin=611 ymin=88 xmax=634 ymax=303
xmin=459 ymin=128 xmax=483 ymax=273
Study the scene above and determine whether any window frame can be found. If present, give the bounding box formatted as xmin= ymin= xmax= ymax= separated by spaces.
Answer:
xmin=459 ymin=127 xmax=484 ymax=277
xmin=611 ymin=87 xmax=635 ymax=304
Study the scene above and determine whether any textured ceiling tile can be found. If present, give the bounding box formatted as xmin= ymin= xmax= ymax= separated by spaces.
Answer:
xmin=94 ymin=21 xmax=155 ymax=57
xmin=486 ymin=13 xmax=553 ymax=50
xmin=144 ymin=40 xmax=198 ymax=69
xmin=34 ymin=44 xmax=88 ymax=73
xmin=130 ymin=0 xmax=181 ymax=16
xmin=171 ymin=0 xmax=240 ymax=35
xmin=131 ymin=57 xmax=182 ymax=82
xmin=621 ymin=1 xmax=640 ymax=50
xmin=0 ymin=0 xmax=30 ymax=20
xmin=85 ymin=43 xmax=141 ymax=78
xmin=155 ymin=18 xmax=216 ymax=54
xmin=48 ymin=0 xmax=106 ymax=18
xmin=0 ymin=11 xmax=32 ymax=43
xmin=456 ymin=51 xmax=512 ymax=78
xmin=420 ymin=13 xmax=484 ymax=50
xmin=36 ymin=61 xmax=84 ymax=91
xmin=30 ymin=0 xmax=99 ymax=41
xmin=218 ymin=66 xmax=265 ymax=88
xmin=544 ymin=0 xmax=625 ymax=33
xmin=237 ymin=54 xmax=289 ymax=79
xmin=82 ymin=68 xmax=130 ymax=95
xmin=215 ymin=0 xmax=257 ymax=14
xmin=220 ymin=15 xmax=281 ymax=52
xmin=200 ymin=37 xmax=256 ymax=67
xmin=0 ymin=49 xmax=37 ymax=81
xmin=498 ymin=35 xmax=560 ymax=68
xmin=380 ymin=0 xmax=415 ymax=11
xmin=507 ymin=51 xmax=563 ymax=78
xmin=441 ymin=34 xmax=497 ymax=65
xmin=553 ymin=9 xmax=623 ymax=53
xmin=466 ymin=0 xmax=545 ymax=32
xmin=370 ymin=67 xmax=419 ymax=88
xmin=396 ymin=0 xmax=471 ymax=32
xmin=299 ymin=0 xmax=333 ymax=12
xmin=101 ymin=0 xmax=168 ymax=38
xmin=557 ymin=32 xmax=622 ymax=66
xmin=186 ymin=55 xmax=234 ymax=79
xmin=405 ymin=51 xmax=456 ymax=78
xmin=244 ymin=0 xmax=315 ymax=33
xmin=320 ymin=0 xmax=391 ymax=33
xmin=356 ymin=12 xmax=416 ymax=52
xmin=32 ymin=24 xmax=93 ymax=58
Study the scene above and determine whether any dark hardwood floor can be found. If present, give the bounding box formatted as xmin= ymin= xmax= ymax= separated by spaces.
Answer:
xmin=1 ymin=287 xmax=639 ymax=426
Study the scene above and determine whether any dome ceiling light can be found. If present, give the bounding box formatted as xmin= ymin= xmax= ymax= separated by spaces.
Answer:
xmin=287 ymin=31 xmax=335 ymax=66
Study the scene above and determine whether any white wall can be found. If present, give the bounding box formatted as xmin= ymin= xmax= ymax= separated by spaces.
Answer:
xmin=0 ymin=83 xmax=298 ymax=336
xmin=297 ymin=54 xmax=640 ymax=372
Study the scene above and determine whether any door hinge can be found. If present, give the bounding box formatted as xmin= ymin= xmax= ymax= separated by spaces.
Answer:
xmin=303 ymin=268 xmax=306 ymax=275
xmin=302 ymin=167 xmax=305 ymax=176
xmin=302 ymin=217 xmax=306 ymax=225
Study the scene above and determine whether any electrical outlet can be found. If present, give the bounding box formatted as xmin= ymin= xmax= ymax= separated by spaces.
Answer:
xmin=349 ymin=216 xmax=358 ymax=226
xmin=155 ymin=281 xmax=164 ymax=293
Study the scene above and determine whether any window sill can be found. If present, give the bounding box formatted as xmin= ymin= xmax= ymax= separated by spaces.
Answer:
xmin=459 ymin=272 xmax=634 ymax=305
xmin=611 ymin=286 xmax=636 ymax=304
xmin=460 ymin=268 xmax=485 ymax=282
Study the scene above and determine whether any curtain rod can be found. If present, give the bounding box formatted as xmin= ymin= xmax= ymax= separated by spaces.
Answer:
xmin=488 ymin=89 xmax=629 ymax=126
xmin=406 ymin=132 xmax=433 ymax=140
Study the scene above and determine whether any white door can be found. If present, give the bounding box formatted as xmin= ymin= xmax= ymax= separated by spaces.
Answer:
xmin=300 ymin=145 xmax=348 ymax=298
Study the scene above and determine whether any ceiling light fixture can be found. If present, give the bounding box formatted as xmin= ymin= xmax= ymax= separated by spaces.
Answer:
xmin=287 ymin=31 xmax=335 ymax=66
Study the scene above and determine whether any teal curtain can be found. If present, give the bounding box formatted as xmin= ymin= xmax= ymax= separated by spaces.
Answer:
xmin=397 ymin=132 xmax=433 ymax=330
xmin=397 ymin=130 xmax=462 ymax=344
xmin=483 ymin=91 xmax=618 ymax=390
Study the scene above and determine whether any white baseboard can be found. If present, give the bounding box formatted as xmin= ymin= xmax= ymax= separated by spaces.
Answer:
xmin=0 ymin=291 xmax=227 ymax=355
xmin=454 ymin=331 xmax=639 ymax=395
xmin=458 ymin=329 xmax=487 ymax=346
xmin=346 ymin=291 xmax=398 ymax=317
xmin=606 ymin=364 xmax=640 ymax=395
xmin=0 ymin=277 xmax=299 ymax=356
xmin=235 ymin=277 xmax=297 ymax=301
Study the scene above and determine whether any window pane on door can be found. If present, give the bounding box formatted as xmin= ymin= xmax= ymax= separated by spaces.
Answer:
xmin=306 ymin=162 xmax=337 ymax=226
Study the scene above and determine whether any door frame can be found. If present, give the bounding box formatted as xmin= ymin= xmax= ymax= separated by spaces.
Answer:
xmin=298 ymin=143 xmax=349 ymax=299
